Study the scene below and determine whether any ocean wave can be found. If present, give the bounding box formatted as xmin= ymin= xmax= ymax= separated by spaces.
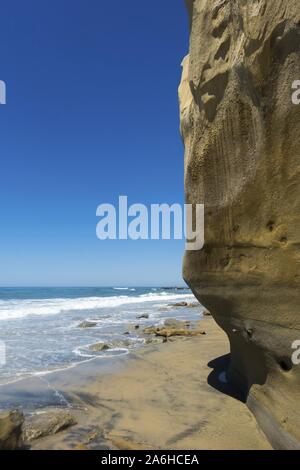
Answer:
xmin=113 ymin=287 xmax=129 ymax=290
xmin=73 ymin=344 xmax=129 ymax=358
xmin=0 ymin=292 xmax=195 ymax=321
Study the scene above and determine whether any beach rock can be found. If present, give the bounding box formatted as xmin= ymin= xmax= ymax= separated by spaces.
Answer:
xmin=155 ymin=328 xmax=206 ymax=338
xmin=144 ymin=324 xmax=205 ymax=338
xmin=164 ymin=318 xmax=190 ymax=328
xmin=143 ymin=326 xmax=158 ymax=335
xmin=89 ymin=342 xmax=110 ymax=352
xmin=0 ymin=409 xmax=24 ymax=450
xmin=180 ymin=0 xmax=300 ymax=449
xmin=136 ymin=314 xmax=149 ymax=319
xmin=78 ymin=321 xmax=97 ymax=329
xmin=168 ymin=301 xmax=188 ymax=307
xmin=24 ymin=409 xmax=77 ymax=442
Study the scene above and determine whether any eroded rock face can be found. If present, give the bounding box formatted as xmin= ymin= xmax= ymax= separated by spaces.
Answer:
xmin=0 ymin=409 xmax=24 ymax=450
xmin=179 ymin=0 xmax=300 ymax=449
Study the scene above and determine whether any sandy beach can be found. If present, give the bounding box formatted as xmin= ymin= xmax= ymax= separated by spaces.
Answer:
xmin=0 ymin=317 xmax=272 ymax=450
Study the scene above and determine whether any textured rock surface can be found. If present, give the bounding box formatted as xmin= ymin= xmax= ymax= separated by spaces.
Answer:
xmin=23 ymin=409 xmax=77 ymax=442
xmin=0 ymin=409 xmax=24 ymax=450
xmin=180 ymin=0 xmax=300 ymax=449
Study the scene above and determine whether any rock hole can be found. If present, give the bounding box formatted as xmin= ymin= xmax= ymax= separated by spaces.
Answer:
xmin=279 ymin=358 xmax=293 ymax=372
xmin=266 ymin=221 xmax=275 ymax=232
xmin=214 ymin=37 xmax=231 ymax=61
xmin=212 ymin=0 xmax=226 ymax=20
xmin=212 ymin=20 xmax=228 ymax=38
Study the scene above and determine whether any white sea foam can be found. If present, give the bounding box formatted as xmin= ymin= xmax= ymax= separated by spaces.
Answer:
xmin=0 ymin=292 xmax=194 ymax=321
xmin=113 ymin=287 xmax=129 ymax=290
xmin=73 ymin=345 xmax=129 ymax=358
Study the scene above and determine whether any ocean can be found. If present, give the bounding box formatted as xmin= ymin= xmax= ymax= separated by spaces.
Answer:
xmin=0 ymin=287 xmax=201 ymax=386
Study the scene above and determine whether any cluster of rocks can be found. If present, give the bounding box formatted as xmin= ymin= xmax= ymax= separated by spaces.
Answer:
xmin=0 ymin=408 xmax=77 ymax=450
xmin=143 ymin=318 xmax=206 ymax=341
xmin=77 ymin=299 xmax=209 ymax=352
xmin=77 ymin=303 xmax=206 ymax=330
xmin=86 ymin=314 xmax=208 ymax=351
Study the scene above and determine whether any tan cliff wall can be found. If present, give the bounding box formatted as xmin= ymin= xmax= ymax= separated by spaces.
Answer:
xmin=179 ymin=0 xmax=300 ymax=449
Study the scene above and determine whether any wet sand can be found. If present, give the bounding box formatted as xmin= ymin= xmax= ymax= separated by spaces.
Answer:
xmin=0 ymin=317 xmax=272 ymax=450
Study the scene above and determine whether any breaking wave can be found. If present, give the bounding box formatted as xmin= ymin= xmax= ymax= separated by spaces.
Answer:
xmin=0 ymin=292 xmax=194 ymax=321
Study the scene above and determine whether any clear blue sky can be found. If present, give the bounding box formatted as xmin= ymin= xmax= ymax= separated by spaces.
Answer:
xmin=0 ymin=0 xmax=189 ymax=287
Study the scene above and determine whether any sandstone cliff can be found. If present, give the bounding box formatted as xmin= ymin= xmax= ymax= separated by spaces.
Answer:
xmin=180 ymin=0 xmax=300 ymax=449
